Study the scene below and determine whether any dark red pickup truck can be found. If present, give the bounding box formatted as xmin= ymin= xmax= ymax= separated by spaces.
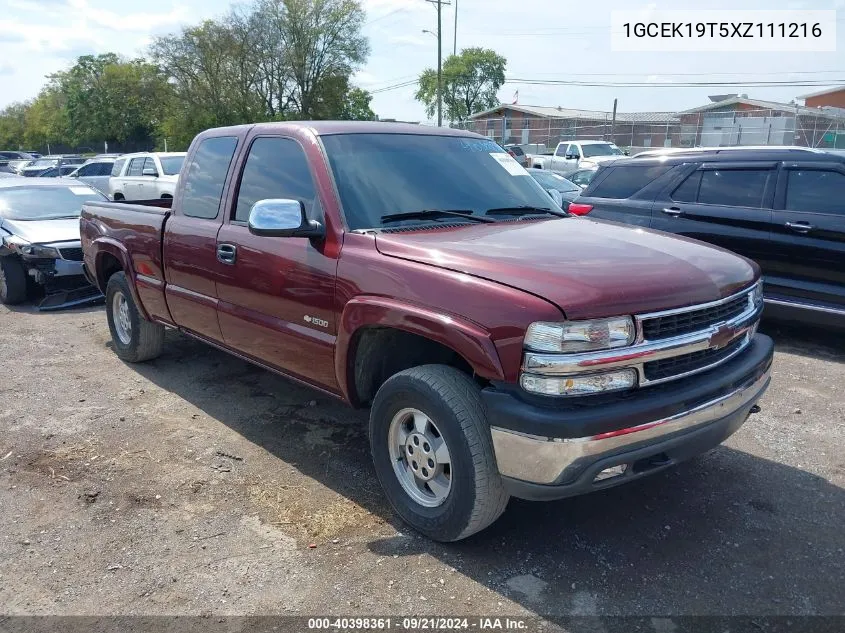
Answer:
xmin=81 ymin=122 xmax=774 ymax=541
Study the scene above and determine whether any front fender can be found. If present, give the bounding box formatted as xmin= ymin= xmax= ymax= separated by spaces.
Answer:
xmin=335 ymin=296 xmax=506 ymax=403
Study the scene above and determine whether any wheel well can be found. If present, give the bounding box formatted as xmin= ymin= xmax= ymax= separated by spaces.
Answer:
xmin=160 ymin=193 xmax=173 ymax=199
xmin=113 ymin=193 xmax=124 ymax=200
xmin=97 ymin=253 xmax=123 ymax=290
xmin=349 ymin=327 xmax=476 ymax=407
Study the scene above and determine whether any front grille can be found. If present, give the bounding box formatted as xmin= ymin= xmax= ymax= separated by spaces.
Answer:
xmin=644 ymin=337 xmax=746 ymax=381
xmin=59 ymin=247 xmax=84 ymax=261
xmin=641 ymin=293 xmax=749 ymax=341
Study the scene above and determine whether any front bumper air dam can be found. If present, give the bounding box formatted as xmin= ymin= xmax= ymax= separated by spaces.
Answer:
xmin=485 ymin=334 xmax=773 ymax=501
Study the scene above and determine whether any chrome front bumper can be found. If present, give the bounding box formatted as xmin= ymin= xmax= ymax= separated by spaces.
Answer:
xmin=491 ymin=366 xmax=771 ymax=486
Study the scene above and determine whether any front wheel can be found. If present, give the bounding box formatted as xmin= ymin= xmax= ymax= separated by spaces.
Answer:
xmin=105 ymin=271 xmax=164 ymax=362
xmin=0 ymin=256 xmax=27 ymax=305
xmin=370 ymin=365 xmax=509 ymax=542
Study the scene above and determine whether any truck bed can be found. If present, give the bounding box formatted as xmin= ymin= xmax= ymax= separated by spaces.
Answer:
xmin=80 ymin=199 xmax=173 ymax=297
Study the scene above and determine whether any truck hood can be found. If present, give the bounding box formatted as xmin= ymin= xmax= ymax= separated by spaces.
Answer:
xmin=1 ymin=217 xmax=81 ymax=245
xmin=373 ymin=218 xmax=756 ymax=319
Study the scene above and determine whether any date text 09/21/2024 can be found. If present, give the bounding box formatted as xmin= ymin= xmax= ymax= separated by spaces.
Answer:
xmin=307 ymin=618 xmax=529 ymax=630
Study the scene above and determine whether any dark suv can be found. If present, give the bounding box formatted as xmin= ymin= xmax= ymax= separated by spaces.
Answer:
xmin=574 ymin=148 xmax=845 ymax=326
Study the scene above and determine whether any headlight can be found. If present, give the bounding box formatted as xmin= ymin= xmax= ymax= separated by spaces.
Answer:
xmin=525 ymin=317 xmax=635 ymax=353
xmin=19 ymin=244 xmax=61 ymax=258
xmin=750 ymin=281 xmax=763 ymax=307
xmin=521 ymin=369 xmax=637 ymax=396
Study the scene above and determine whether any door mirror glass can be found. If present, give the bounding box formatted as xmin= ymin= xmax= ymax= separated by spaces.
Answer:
xmin=142 ymin=168 xmax=158 ymax=177
xmin=248 ymin=199 xmax=324 ymax=238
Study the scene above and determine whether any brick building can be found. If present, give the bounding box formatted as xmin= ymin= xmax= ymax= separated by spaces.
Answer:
xmin=677 ymin=95 xmax=845 ymax=149
xmin=464 ymin=105 xmax=680 ymax=151
xmin=800 ymin=86 xmax=845 ymax=110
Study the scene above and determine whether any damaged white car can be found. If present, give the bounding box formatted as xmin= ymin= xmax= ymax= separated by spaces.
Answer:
xmin=0 ymin=180 xmax=107 ymax=309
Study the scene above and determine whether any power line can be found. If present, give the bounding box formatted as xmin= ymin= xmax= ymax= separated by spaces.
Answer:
xmin=507 ymin=78 xmax=845 ymax=88
xmin=368 ymin=76 xmax=845 ymax=95
xmin=364 ymin=7 xmax=407 ymax=25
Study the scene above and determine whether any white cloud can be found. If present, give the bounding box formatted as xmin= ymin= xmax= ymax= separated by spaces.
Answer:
xmin=388 ymin=33 xmax=432 ymax=48
xmin=66 ymin=0 xmax=190 ymax=32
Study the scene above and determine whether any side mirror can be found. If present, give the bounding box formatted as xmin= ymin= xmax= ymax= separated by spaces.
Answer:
xmin=248 ymin=199 xmax=324 ymax=238
xmin=623 ymin=149 xmax=630 ymax=156
xmin=547 ymin=189 xmax=563 ymax=207
xmin=142 ymin=168 xmax=158 ymax=177
xmin=565 ymin=153 xmax=578 ymax=160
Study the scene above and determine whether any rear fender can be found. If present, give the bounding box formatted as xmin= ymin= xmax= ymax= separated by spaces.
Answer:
xmin=335 ymin=296 xmax=505 ymax=402
xmin=92 ymin=238 xmax=150 ymax=321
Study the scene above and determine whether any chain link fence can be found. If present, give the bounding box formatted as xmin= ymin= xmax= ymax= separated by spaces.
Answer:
xmin=456 ymin=107 xmax=845 ymax=156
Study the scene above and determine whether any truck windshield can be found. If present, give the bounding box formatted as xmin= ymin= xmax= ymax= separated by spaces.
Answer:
xmin=0 ymin=186 xmax=106 ymax=220
xmin=321 ymin=134 xmax=559 ymax=230
xmin=581 ymin=143 xmax=624 ymax=158
xmin=159 ymin=156 xmax=185 ymax=175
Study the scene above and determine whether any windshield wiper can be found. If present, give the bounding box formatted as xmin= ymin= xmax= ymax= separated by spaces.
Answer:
xmin=381 ymin=209 xmax=495 ymax=224
xmin=485 ymin=206 xmax=567 ymax=218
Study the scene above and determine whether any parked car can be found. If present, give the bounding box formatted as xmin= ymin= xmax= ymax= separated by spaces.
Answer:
xmin=0 ymin=180 xmax=106 ymax=309
xmin=526 ymin=168 xmax=581 ymax=209
xmin=574 ymin=148 xmax=845 ymax=326
xmin=20 ymin=155 xmax=85 ymax=177
xmin=81 ymin=122 xmax=772 ymax=542
xmin=504 ymin=144 xmax=531 ymax=167
xmin=67 ymin=158 xmax=116 ymax=193
xmin=0 ymin=151 xmax=34 ymax=163
xmin=38 ymin=165 xmax=79 ymax=178
xmin=530 ymin=140 xmax=626 ymax=175
xmin=568 ymin=167 xmax=599 ymax=189
xmin=109 ymin=152 xmax=186 ymax=201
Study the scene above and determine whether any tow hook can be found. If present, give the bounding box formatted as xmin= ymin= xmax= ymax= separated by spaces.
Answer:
xmin=749 ymin=404 xmax=761 ymax=414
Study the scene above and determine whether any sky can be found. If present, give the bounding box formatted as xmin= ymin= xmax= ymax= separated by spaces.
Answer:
xmin=0 ymin=0 xmax=843 ymax=123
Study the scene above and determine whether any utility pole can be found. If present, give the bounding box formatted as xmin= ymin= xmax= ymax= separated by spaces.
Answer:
xmin=453 ymin=0 xmax=457 ymax=56
xmin=610 ymin=98 xmax=618 ymax=145
xmin=426 ymin=0 xmax=450 ymax=127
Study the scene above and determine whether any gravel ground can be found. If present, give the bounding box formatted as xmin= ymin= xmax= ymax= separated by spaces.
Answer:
xmin=0 ymin=302 xmax=843 ymax=623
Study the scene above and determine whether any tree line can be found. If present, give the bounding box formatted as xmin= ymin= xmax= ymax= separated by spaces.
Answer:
xmin=0 ymin=0 xmax=373 ymax=153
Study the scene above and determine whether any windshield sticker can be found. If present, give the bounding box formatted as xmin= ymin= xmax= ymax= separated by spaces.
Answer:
xmin=489 ymin=152 xmax=527 ymax=176
xmin=69 ymin=187 xmax=94 ymax=195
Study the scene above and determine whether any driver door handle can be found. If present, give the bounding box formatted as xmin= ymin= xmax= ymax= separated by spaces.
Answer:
xmin=661 ymin=207 xmax=682 ymax=216
xmin=785 ymin=221 xmax=813 ymax=234
xmin=217 ymin=243 xmax=237 ymax=265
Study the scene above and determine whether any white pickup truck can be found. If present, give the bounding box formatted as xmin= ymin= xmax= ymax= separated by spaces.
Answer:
xmin=529 ymin=140 xmax=626 ymax=175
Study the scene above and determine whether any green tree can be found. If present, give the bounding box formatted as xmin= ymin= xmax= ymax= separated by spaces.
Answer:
xmin=416 ymin=48 xmax=506 ymax=124
xmin=341 ymin=87 xmax=375 ymax=120
xmin=0 ymin=102 xmax=30 ymax=149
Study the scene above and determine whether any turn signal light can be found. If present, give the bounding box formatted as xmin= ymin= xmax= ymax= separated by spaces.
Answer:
xmin=567 ymin=203 xmax=593 ymax=216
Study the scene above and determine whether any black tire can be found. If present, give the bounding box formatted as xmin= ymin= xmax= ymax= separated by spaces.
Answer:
xmin=105 ymin=271 xmax=164 ymax=362
xmin=370 ymin=365 xmax=509 ymax=542
xmin=113 ymin=193 xmax=124 ymax=201
xmin=0 ymin=256 xmax=27 ymax=305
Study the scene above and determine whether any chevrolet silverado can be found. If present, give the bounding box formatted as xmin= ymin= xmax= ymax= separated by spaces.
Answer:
xmin=80 ymin=122 xmax=773 ymax=542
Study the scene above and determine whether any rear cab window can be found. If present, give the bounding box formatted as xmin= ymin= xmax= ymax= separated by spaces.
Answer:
xmin=111 ymin=159 xmax=126 ymax=177
xmin=180 ymin=136 xmax=239 ymax=219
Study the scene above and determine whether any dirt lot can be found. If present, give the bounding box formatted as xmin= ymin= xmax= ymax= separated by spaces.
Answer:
xmin=0 ymin=302 xmax=843 ymax=622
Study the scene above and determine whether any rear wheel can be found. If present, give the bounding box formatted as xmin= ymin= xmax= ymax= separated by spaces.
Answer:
xmin=105 ymin=271 xmax=164 ymax=362
xmin=0 ymin=256 xmax=27 ymax=305
xmin=370 ymin=365 xmax=509 ymax=542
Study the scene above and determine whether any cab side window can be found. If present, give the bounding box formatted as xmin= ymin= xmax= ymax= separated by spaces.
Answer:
xmin=234 ymin=137 xmax=317 ymax=223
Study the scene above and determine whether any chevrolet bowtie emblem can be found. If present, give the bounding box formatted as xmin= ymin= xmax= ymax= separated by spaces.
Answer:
xmin=709 ymin=324 xmax=740 ymax=349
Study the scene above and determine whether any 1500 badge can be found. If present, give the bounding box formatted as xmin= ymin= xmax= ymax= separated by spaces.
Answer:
xmin=304 ymin=315 xmax=329 ymax=328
